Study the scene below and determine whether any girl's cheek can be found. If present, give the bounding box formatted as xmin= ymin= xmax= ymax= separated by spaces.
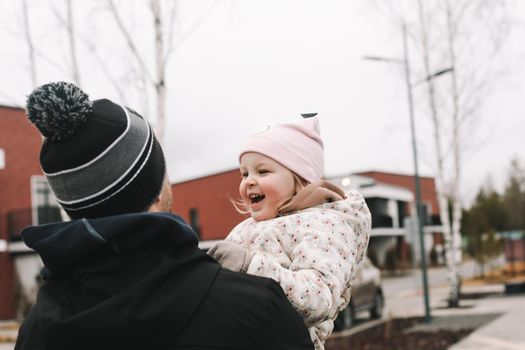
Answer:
xmin=239 ymin=181 xmax=246 ymax=196
xmin=239 ymin=189 xmax=247 ymax=202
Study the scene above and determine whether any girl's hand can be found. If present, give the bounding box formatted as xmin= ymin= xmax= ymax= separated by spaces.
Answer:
xmin=208 ymin=241 xmax=254 ymax=273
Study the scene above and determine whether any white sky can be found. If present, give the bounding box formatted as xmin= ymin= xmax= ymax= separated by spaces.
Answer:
xmin=1 ymin=0 xmax=524 ymax=205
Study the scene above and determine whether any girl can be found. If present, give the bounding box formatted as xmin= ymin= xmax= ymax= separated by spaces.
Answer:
xmin=209 ymin=115 xmax=371 ymax=349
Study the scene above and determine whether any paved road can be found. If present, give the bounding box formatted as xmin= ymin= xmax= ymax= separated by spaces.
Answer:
xmin=382 ymin=258 xmax=501 ymax=297
xmin=353 ymin=257 xmax=505 ymax=320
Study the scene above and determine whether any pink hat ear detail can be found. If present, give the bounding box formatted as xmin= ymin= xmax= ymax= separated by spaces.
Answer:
xmin=288 ymin=116 xmax=323 ymax=146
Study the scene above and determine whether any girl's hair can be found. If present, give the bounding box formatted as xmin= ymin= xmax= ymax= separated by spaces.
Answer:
xmin=231 ymin=172 xmax=307 ymax=216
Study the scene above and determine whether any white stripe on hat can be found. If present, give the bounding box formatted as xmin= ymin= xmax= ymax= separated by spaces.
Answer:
xmin=54 ymin=105 xmax=151 ymax=205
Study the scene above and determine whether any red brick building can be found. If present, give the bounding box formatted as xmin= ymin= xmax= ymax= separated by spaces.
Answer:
xmin=171 ymin=169 xmax=442 ymax=241
xmin=171 ymin=169 xmax=444 ymax=269
xmin=0 ymin=105 xmax=43 ymax=319
xmin=171 ymin=169 xmax=245 ymax=240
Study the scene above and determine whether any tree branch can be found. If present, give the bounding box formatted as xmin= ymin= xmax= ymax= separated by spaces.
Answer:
xmin=21 ymin=0 xmax=37 ymax=88
xmin=107 ymin=0 xmax=155 ymax=85
xmin=172 ymin=0 xmax=222 ymax=50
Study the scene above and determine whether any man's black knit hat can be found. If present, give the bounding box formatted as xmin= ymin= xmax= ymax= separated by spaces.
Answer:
xmin=26 ymin=82 xmax=166 ymax=219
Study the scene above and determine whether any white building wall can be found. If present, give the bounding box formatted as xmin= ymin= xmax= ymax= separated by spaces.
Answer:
xmin=368 ymin=236 xmax=397 ymax=267
xmin=387 ymin=199 xmax=399 ymax=228
xmin=14 ymin=254 xmax=43 ymax=305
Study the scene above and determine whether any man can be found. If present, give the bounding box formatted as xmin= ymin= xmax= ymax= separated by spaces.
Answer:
xmin=15 ymin=82 xmax=314 ymax=350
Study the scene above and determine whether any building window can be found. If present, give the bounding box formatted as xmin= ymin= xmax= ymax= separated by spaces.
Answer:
xmin=189 ymin=208 xmax=201 ymax=238
xmin=31 ymin=176 xmax=63 ymax=225
xmin=397 ymin=201 xmax=407 ymax=228
xmin=365 ymin=197 xmax=393 ymax=228
xmin=419 ymin=202 xmax=432 ymax=226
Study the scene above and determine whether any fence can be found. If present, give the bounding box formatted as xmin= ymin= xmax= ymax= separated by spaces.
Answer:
xmin=7 ymin=206 xmax=62 ymax=241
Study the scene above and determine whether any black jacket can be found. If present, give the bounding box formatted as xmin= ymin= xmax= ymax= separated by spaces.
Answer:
xmin=15 ymin=213 xmax=313 ymax=350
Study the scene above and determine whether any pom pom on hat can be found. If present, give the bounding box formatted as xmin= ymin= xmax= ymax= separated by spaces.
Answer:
xmin=26 ymin=81 xmax=93 ymax=141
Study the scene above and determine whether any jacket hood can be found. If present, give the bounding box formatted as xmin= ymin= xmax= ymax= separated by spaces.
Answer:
xmin=22 ymin=212 xmax=198 ymax=276
xmin=19 ymin=213 xmax=219 ymax=350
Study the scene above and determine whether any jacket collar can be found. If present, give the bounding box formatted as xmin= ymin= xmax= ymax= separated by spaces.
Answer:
xmin=22 ymin=212 xmax=198 ymax=276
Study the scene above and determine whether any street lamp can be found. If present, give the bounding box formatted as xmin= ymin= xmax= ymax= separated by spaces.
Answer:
xmin=411 ymin=67 xmax=454 ymax=86
xmin=363 ymin=23 xmax=453 ymax=324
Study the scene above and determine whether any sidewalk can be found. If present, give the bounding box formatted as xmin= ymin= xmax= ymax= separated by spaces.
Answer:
xmin=447 ymin=286 xmax=525 ymax=350
xmin=0 ymin=320 xmax=17 ymax=350
xmin=394 ymin=283 xmax=525 ymax=350
xmin=382 ymin=276 xmax=525 ymax=350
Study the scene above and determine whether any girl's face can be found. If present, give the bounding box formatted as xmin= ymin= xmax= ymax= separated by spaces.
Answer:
xmin=239 ymin=152 xmax=296 ymax=221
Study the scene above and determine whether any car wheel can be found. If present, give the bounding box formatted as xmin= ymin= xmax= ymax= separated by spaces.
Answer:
xmin=370 ymin=292 xmax=384 ymax=319
xmin=333 ymin=303 xmax=354 ymax=331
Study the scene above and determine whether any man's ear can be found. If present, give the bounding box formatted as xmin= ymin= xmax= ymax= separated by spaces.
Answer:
xmin=148 ymin=175 xmax=173 ymax=213
xmin=148 ymin=195 xmax=162 ymax=213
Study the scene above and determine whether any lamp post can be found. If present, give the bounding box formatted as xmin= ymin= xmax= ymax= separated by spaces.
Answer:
xmin=364 ymin=23 xmax=453 ymax=324
xmin=401 ymin=22 xmax=432 ymax=324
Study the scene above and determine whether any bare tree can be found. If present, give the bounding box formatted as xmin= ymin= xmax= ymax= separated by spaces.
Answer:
xmin=45 ymin=0 xmax=133 ymax=101
xmin=152 ymin=0 xmax=167 ymax=145
xmin=107 ymin=0 xmax=220 ymax=145
xmin=107 ymin=0 xmax=173 ymax=144
xmin=45 ymin=0 xmax=82 ymax=86
xmin=416 ymin=0 xmax=461 ymax=307
xmin=443 ymin=0 xmax=463 ymax=307
xmin=4 ymin=0 xmax=219 ymax=135
xmin=16 ymin=0 xmax=71 ymax=87
xmin=66 ymin=0 xmax=81 ymax=85
xmin=425 ymin=0 xmax=510 ymax=306
xmin=373 ymin=0 xmax=513 ymax=306
xmin=21 ymin=0 xmax=37 ymax=88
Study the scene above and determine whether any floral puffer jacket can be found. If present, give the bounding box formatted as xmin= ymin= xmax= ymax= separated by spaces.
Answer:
xmin=226 ymin=190 xmax=371 ymax=350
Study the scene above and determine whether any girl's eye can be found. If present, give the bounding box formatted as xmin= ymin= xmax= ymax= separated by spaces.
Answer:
xmin=241 ymin=172 xmax=248 ymax=178
xmin=259 ymin=169 xmax=269 ymax=174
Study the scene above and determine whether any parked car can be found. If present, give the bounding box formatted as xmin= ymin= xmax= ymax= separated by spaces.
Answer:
xmin=333 ymin=256 xmax=384 ymax=331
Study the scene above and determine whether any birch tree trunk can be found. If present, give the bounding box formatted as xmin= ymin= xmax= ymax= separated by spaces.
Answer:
xmin=107 ymin=0 xmax=217 ymax=145
xmin=151 ymin=0 xmax=166 ymax=144
xmin=16 ymin=1 xmax=40 ymax=319
xmin=417 ymin=0 xmax=461 ymax=307
xmin=22 ymin=0 xmax=37 ymax=88
xmin=445 ymin=0 xmax=464 ymax=307
xmin=108 ymin=0 xmax=165 ymax=143
xmin=66 ymin=0 xmax=81 ymax=86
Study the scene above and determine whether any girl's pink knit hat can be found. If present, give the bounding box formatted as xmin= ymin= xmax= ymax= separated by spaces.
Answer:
xmin=239 ymin=115 xmax=324 ymax=183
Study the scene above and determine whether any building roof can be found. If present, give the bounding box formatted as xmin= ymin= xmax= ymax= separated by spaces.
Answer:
xmin=355 ymin=169 xmax=435 ymax=180
xmin=0 ymin=104 xmax=24 ymax=111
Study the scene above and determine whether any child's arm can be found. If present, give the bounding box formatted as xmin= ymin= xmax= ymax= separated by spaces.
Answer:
xmin=249 ymin=252 xmax=340 ymax=326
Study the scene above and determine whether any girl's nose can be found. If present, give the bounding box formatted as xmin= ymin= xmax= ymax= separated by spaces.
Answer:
xmin=246 ymin=176 xmax=256 ymax=186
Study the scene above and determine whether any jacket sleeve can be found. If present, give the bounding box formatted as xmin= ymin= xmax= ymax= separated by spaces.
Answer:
xmin=262 ymin=278 xmax=315 ymax=350
xmin=15 ymin=308 xmax=46 ymax=350
xmin=247 ymin=192 xmax=371 ymax=327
